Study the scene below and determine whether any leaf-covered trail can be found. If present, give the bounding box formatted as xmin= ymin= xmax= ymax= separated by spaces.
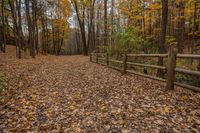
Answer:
xmin=0 ymin=53 xmax=200 ymax=132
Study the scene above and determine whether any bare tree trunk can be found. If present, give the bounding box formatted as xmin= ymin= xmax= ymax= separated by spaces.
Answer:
xmin=96 ymin=6 xmax=100 ymax=47
xmin=51 ymin=14 xmax=56 ymax=54
xmin=9 ymin=0 xmax=20 ymax=58
xmin=35 ymin=14 xmax=39 ymax=55
xmin=157 ymin=0 xmax=168 ymax=77
xmin=31 ymin=0 xmax=37 ymax=58
xmin=45 ymin=9 xmax=49 ymax=54
xmin=111 ymin=0 xmax=115 ymax=45
xmin=16 ymin=0 xmax=22 ymax=58
xmin=177 ymin=0 xmax=185 ymax=53
xmin=58 ymin=30 xmax=65 ymax=55
xmin=41 ymin=14 xmax=46 ymax=54
xmin=72 ymin=0 xmax=88 ymax=55
xmin=104 ymin=0 xmax=108 ymax=45
xmin=25 ymin=0 xmax=33 ymax=56
xmin=142 ymin=2 xmax=146 ymax=38
xmin=87 ymin=0 xmax=95 ymax=52
xmin=1 ymin=0 xmax=6 ymax=53
xmin=149 ymin=12 xmax=152 ymax=35
xmin=191 ymin=0 xmax=197 ymax=55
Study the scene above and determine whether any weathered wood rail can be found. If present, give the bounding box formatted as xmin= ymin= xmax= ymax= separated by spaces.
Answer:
xmin=90 ymin=46 xmax=200 ymax=92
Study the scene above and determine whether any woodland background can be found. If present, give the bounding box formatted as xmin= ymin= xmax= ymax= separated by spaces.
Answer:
xmin=0 ymin=0 xmax=199 ymax=55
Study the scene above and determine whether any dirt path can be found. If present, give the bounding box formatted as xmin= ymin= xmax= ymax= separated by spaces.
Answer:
xmin=0 ymin=52 xmax=200 ymax=132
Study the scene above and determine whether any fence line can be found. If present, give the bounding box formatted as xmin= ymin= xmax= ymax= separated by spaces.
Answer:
xmin=90 ymin=46 xmax=200 ymax=92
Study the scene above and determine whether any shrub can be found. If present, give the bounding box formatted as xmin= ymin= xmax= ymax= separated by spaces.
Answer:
xmin=107 ymin=27 xmax=149 ymax=58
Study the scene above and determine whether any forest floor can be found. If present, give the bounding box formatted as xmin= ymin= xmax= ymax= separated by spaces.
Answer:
xmin=0 ymin=46 xmax=200 ymax=133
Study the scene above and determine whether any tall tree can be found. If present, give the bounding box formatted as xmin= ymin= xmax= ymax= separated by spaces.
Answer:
xmin=31 ymin=0 xmax=37 ymax=58
xmin=191 ymin=0 xmax=197 ymax=55
xmin=1 ymin=0 xmax=6 ymax=52
xmin=9 ymin=0 xmax=21 ymax=58
xmin=87 ymin=0 xmax=96 ymax=51
xmin=16 ymin=0 xmax=22 ymax=58
xmin=104 ymin=0 xmax=108 ymax=45
xmin=71 ymin=0 xmax=88 ymax=55
xmin=111 ymin=0 xmax=115 ymax=45
xmin=157 ymin=0 xmax=168 ymax=77
xmin=25 ymin=0 xmax=32 ymax=55
xmin=177 ymin=0 xmax=185 ymax=53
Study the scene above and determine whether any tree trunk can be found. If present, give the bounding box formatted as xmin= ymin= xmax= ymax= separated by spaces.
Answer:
xmin=16 ymin=0 xmax=22 ymax=58
xmin=96 ymin=6 xmax=100 ymax=47
xmin=157 ymin=0 xmax=168 ymax=77
xmin=87 ymin=0 xmax=95 ymax=52
xmin=191 ymin=0 xmax=197 ymax=55
xmin=104 ymin=0 xmax=108 ymax=45
xmin=1 ymin=0 xmax=6 ymax=53
xmin=31 ymin=0 xmax=37 ymax=58
xmin=9 ymin=0 xmax=20 ymax=58
xmin=72 ymin=0 xmax=88 ymax=55
xmin=111 ymin=0 xmax=115 ymax=45
xmin=177 ymin=0 xmax=185 ymax=53
xmin=25 ymin=0 xmax=33 ymax=56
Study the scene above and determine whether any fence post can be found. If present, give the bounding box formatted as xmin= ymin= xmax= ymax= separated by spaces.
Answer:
xmin=123 ymin=51 xmax=127 ymax=74
xmin=96 ymin=53 xmax=98 ymax=63
xmin=166 ymin=45 xmax=177 ymax=90
xmin=90 ymin=53 xmax=92 ymax=62
xmin=106 ymin=53 xmax=109 ymax=66
xmin=198 ymin=61 xmax=200 ymax=87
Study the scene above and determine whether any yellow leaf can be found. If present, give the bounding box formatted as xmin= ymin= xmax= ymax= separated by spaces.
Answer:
xmin=69 ymin=106 xmax=75 ymax=111
xmin=122 ymin=129 xmax=130 ymax=133
xmin=187 ymin=116 xmax=193 ymax=123
xmin=181 ymin=95 xmax=188 ymax=100
xmin=163 ymin=106 xmax=169 ymax=113
xmin=101 ymin=105 xmax=106 ymax=110
xmin=18 ymin=81 xmax=23 ymax=87
xmin=85 ymin=112 xmax=91 ymax=116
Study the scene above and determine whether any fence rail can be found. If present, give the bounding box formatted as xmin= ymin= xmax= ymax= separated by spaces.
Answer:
xmin=127 ymin=54 xmax=168 ymax=58
xmin=177 ymin=54 xmax=200 ymax=59
xmin=127 ymin=62 xmax=167 ymax=70
xmin=90 ymin=46 xmax=200 ymax=92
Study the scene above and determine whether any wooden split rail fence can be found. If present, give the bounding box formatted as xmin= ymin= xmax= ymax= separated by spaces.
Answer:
xmin=90 ymin=46 xmax=200 ymax=92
